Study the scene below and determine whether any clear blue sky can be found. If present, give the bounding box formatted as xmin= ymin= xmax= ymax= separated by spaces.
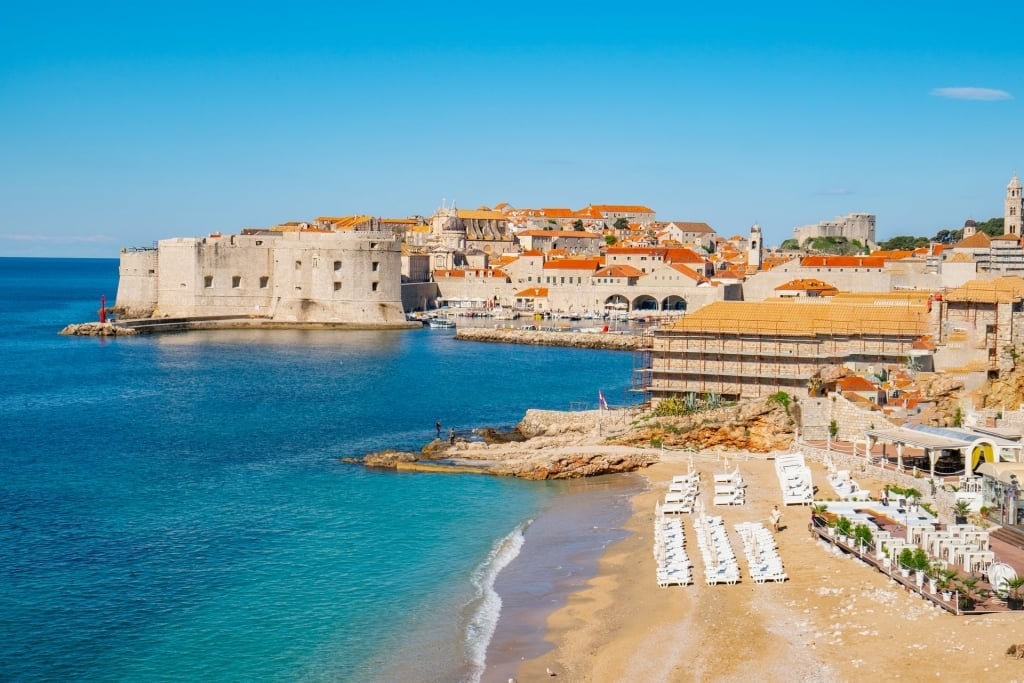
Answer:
xmin=2 ymin=2 xmax=1022 ymax=257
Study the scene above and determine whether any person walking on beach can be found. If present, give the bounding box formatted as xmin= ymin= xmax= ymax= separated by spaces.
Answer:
xmin=771 ymin=505 xmax=782 ymax=533
xmin=436 ymin=420 xmax=442 ymax=439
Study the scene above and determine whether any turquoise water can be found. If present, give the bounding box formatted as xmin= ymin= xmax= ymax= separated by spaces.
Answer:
xmin=0 ymin=257 xmax=636 ymax=682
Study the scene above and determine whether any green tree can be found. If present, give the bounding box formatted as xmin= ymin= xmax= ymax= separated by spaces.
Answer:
xmin=976 ymin=217 xmax=1004 ymax=237
xmin=573 ymin=219 xmax=585 ymax=231
xmin=604 ymin=235 xmax=617 ymax=246
xmin=878 ymin=235 xmax=929 ymax=250
xmin=780 ymin=238 xmax=800 ymax=250
xmin=613 ymin=217 xmax=630 ymax=231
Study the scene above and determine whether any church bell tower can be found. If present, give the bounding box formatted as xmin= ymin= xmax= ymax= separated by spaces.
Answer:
xmin=1007 ymin=175 xmax=1023 ymax=236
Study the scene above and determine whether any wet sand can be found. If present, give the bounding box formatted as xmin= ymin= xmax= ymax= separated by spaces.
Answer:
xmin=517 ymin=451 xmax=1023 ymax=682
xmin=483 ymin=475 xmax=644 ymax=682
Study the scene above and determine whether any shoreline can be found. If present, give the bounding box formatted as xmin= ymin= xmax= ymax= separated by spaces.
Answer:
xmin=516 ymin=451 xmax=1021 ymax=682
xmin=481 ymin=474 xmax=645 ymax=682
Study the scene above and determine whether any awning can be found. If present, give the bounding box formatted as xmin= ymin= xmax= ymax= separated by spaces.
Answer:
xmin=975 ymin=461 xmax=1024 ymax=484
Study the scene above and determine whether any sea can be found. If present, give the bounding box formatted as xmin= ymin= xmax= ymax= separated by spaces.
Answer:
xmin=0 ymin=257 xmax=642 ymax=683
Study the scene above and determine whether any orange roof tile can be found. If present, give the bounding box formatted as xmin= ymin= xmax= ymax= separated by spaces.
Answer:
xmin=774 ymin=278 xmax=839 ymax=293
xmin=944 ymin=276 xmax=1024 ymax=304
xmin=952 ymin=232 xmax=991 ymax=249
xmin=514 ymin=287 xmax=549 ymax=298
xmin=800 ymin=256 xmax=887 ymax=268
xmin=594 ymin=265 xmax=644 ymax=278
xmin=837 ymin=376 xmax=879 ymax=392
xmin=544 ymin=258 xmax=601 ymax=271
xmin=589 ymin=204 xmax=655 ymax=213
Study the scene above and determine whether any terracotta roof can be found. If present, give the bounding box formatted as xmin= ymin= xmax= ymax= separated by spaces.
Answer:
xmin=517 ymin=230 xmax=602 ymax=239
xmin=594 ymin=265 xmax=644 ymax=278
xmin=666 ymin=263 xmax=707 ymax=282
xmin=992 ymin=234 xmax=1023 ymax=242
xmin=944 ymin=276 xmax=1024 ymax=304
xmin=514 ymin=287 xmax=549 ymax=298
xmin=774 ymin=278 xmax=839 ymax=293
xmin=662 ymin=248 xmax=707 ymax=264
xmin=543 ymin=258 xmax=602 ymax=271
xmin=589 ymin=204 xmax=655 ymax=213
xmin=869 ymin=250 xmax=914 ymax=260
xmin=800 ymin=256 xmax=887 ymax=268
xmin=952 ymin=232 xmax=991 ymax=249
xmin=663 ymin=300 xmax=930 ymax=336
xmin=457 ymin=209 xmax=506 ymax=221
xmin=837 ymin=376 xmax=879 ymax=392
xmin=521 ymin=249 xmax=544 ymax=257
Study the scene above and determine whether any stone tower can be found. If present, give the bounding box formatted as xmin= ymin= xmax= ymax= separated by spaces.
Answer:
xmin=748 ymin=223 xmax=763 ymax=271
xmin=962 ymin=218 xmax=977 ymax=239
xmin=1007 ymin=175 xmax=1023 ymax=236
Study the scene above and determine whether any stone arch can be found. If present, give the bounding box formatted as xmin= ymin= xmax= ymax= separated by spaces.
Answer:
xmin=661 ymin=295 xmax=687 ymax=311
xmin=604 ymin=294 xmax=629 ymax=312
xmin=632 ymin=294 xmax=659 ymax=311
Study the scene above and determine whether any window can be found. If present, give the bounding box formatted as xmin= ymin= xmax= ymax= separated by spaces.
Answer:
xmin=232 ymin=276 xmax=241 ymax=288
xmin=256 ymin=240 xmax=263 ymax=246
xmin=204 ymin=275 xmax=213 ymax=288
xmin=259 ymin=276 xmax=269 ymax=288
xmin=371 ymin=282 xmax=378 ymax=292
xmin=295 ymin=260 xmax=301 ymax=270
xmin=372 ymin=261 xmax=379 ymax=272
xmin=334 ymin=261 xmax=342 ymax=270
xmin=334 ymin=282 xmax=341 ymax=291
xmin=370 ymin=242 xmax=378 ymax=249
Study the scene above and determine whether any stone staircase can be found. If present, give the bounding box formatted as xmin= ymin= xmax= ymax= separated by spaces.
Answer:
xmin=990 ymin=524 xmax=1024 ymax=550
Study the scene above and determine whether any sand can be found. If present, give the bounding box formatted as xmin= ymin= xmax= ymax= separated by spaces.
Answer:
xmin=516 ymin=450 xmax=1023 ymax=682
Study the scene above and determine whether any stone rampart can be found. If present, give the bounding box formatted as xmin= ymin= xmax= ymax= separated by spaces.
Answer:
xmin=455 ymin=327 xmax=642 ymax=350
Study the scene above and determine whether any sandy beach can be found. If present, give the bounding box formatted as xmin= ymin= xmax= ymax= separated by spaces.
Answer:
xmin=515 ymin=450 xmax=1023 ymax=682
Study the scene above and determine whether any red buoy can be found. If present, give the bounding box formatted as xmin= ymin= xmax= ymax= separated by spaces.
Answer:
xmin=99 ymin=295 xmax=106 ymax=323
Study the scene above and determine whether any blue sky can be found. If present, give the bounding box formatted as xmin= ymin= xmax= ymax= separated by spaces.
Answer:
xmin=2 ymin=2 xmax=1022 ymax=257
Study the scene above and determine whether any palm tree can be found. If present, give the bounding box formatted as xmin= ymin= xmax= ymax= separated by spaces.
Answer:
xmin=1003 ymin=575 xmax=1024 ymax=609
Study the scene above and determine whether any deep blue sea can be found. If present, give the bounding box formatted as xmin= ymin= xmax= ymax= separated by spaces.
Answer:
xmin=0 ymin=257 xmax=638 ymax=682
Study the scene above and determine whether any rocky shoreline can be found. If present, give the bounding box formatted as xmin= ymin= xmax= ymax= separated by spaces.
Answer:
xmin=455 ymin=326 xmax=643 ymax=350
xmin=347 ymin=408 xmax=659 ymax=479
xmin=58 ymin=322 xmax=138 ymax=336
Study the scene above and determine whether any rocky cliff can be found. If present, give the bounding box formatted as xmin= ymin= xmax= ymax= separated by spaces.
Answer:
xmin=609 ymin=397 xmax=796 ymax=453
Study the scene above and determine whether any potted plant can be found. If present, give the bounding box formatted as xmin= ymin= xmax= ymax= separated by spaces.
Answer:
xmin=952 ymin=499 xmax=971 ymax=526
xmin=834 ymin=516 xmax=853 ymax=543
xmin=912 ymin=548 xmax=929 ymax=586
xmin=1005 ymin=576 xmax=1024 ymax=610
xmin=853 ymin=523 xmax=873 ymax=554
xmin=926 ymin=561 xmax=943 ymax=594
xmin=957 ymin=576 xmax=980 ymax=611
xmin=898 ymin=548 xmax=913 ymax=578
xmin=937 ymin=568 xmax=958 ymax=601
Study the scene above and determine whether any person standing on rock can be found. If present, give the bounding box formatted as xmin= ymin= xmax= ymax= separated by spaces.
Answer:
xmin=449 ymin=427 xmax=456 ymax=445
xmin=436 ymin=420 xmax=442 ymax=439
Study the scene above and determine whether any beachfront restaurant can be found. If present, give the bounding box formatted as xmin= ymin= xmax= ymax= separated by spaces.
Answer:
xmin=976 ymin=462 xmax=1024 ymax=529
xmin=864 ymin=425 xmax=1023 ymax=478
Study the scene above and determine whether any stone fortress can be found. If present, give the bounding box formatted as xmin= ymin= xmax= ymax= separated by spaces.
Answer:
xmin=115 ymin=227 xmax=408 ymax=326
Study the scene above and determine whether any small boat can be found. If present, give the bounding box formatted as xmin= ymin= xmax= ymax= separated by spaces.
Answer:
xmin=426 ymin=318 xmax=456 ymax=329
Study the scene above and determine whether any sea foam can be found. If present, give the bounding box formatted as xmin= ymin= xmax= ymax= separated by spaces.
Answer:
xmin=463 ymin=521 xmax=530 ymax=683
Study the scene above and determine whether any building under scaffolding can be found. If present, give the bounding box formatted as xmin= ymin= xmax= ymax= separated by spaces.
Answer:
xmin=637 ymin=297 xmax=935 ymax=402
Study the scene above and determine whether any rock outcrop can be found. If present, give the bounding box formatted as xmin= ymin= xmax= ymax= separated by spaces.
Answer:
xmin=610 ymin=397 xmax=795 ymax=453
xmin=348 ymin=408 xmax=658 ymax=479
xmin=975 ymin=364 xmax=1024 ymax=411
xmin=58 ymin=322 xmax=138 ymax=336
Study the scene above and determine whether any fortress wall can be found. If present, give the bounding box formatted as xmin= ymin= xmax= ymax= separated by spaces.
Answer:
xmin=114 ymin=249 xmax=159 ymax=316
xmin=269 ymin=231 xmax=406 ymax=324
xmin=401 ymin=282 xmax=439 ymax=312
